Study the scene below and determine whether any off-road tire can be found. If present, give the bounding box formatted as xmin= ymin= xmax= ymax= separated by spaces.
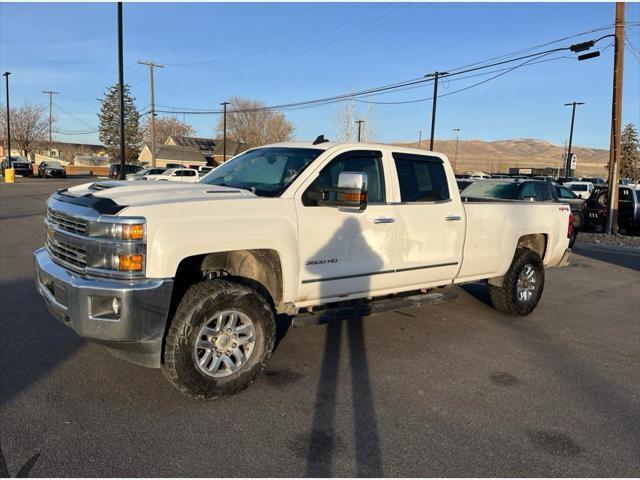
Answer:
xmin=489 ymin=247 xmax=545 ymax=316
xmin=162 ymin=279 xmax=276 ymax=399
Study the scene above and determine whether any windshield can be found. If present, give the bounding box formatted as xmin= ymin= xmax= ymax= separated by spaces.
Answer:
xmin=460 ymin=181 xmax=520 ymax=199
xmin=199 ymin=147 xmax=323 ymax=196
xmin=570 ymin=184 xmax=588 ymax=191
xmin=161 ymin=169 xmax=176 ymax=176
xmin=45 ymin=161 xmax=62 ymax=168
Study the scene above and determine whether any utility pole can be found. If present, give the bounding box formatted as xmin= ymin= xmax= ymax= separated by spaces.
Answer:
xmin=606 ymin=2 xmax=625 ymax=235
xmin=356 ymin=120 xmax=365 ymax=142
xmin=221 ymin=101 xmax=230 ymax=162
xmin=137 ymin=60 xmax=164 ymax=167
xmin=42 ymin=90 xmax=59 ymax=144
xmin=564 ymin=101 xmax=584 ymax=177
xmin=453 ymin=128 xmax=461 ymax=171
xmin=425 ymin=71 xmax=448 ymax=151
xmin=117 ymin=2 xmax=126 ymax=179
xmin=2 ymin=72 xmax=10 ymax=174
xmin=418 ymin=129 xmax=423 ymax=149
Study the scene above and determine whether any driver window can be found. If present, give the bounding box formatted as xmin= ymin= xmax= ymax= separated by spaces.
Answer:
xmin=519 ymin=182 xmax=537 ymax=200
xmin=302 ymin=150 xmax=385 ymax=206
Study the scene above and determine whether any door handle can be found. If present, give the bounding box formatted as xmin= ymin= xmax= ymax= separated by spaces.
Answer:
xmin=445 ymin=215 xmax=462 ymax=221
xmin=373 ymin=217 xmax=396 ymax=224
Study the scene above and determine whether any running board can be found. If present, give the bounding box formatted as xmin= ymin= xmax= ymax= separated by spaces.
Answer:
xmin=292 ymin=289 xmax=458 ymax=327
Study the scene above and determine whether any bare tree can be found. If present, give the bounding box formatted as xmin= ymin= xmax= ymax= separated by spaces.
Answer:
xmin=216 ymin=97 xmax=294 ymax=148
xmin=0 ymin=102 xmax=49 ymax=159
xmin=333 ymin=98 xmax=377 ymax=142
xmin=141 ymin=115 xmax=195 ymax=147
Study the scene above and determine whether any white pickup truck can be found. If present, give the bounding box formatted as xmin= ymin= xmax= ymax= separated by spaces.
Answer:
xmin=35 ymin=141 xmax=572 ymax=399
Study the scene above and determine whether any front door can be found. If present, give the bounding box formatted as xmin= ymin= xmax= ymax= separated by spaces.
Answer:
xmin=295 ymin=149 xmax=397 ymax=303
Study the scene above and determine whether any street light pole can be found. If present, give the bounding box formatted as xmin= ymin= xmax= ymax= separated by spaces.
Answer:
xmin=356 ymin=120 xmax=365 ymax=142
xmin=221 ymin=101 xmax=230 ymax=162
xmin=426 ymin=71 xmax=448 ymax=151
xmin=453 ymin=128 xmax=461 ymax=171
xmin=564 ymin=102 xmax=584 ymax=177
xmin=2 ymin=72 xmax=10 ymax=174
xmin=117 ymin=2 xmax=126 ymax=180
xmin=418 ymin=129 xmax=423 ymax=149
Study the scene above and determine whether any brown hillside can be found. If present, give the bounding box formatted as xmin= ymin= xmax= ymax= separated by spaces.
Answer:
xmin=396 ymin=138 xmax=609 ymax=177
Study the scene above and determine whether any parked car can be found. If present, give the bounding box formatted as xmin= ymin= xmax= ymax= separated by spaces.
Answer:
xmin=580 ymin=177 xmax=606 ymax=186
xmin=108 ymin=163 xmax=143 ymax=179
xmin=556 ymin=176 xmax=580 ymax=185
xmin=532 ymin=175 xmax=556 ymax=183
xmin=555 ymin=185 xmax=586 ymax=247
xmin=565 ymin=181 xmax=594 ymax=199
xmin=126 ymin=167 xmax=166 ymax=180
xmin=198 ymin=166 xmax=214 ymax=177
xmin=586 ymin=186 xmax=640 ymax=234
xmin=461 ymin=178 xmax=558 ymax=203
xmin=456 ymin=178 xmax=475 ymax=192
xmin=4 ymin=156 xmax=34 ymax=176
xmin=38 ymin=161 xmax=66 ymax=178
xmin=35 ymin=142 xmax=573 ymax=399
xmin=146 ymin=168 xmax=200 ymax=183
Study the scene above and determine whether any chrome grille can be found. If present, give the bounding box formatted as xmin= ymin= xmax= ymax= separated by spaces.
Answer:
xmin=46 ymin=209 xmax=88 ymax=235
xmin=46 ymin=236 xmax=87 ymax=270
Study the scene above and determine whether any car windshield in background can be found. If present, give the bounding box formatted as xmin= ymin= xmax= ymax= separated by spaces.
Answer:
xmin=200 ymin=147 xmax=324 ymax=196
xmin=460 ymin=181 xmax=520 ymax=199
xmin=45 ymin=162 xmax=62 ymax=168
xmin=570 ymin=184 xmax=589 ymax=191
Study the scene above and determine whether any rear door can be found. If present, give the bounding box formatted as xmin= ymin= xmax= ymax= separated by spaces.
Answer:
xmin=390 ymin=152 xmax=464 ymax=288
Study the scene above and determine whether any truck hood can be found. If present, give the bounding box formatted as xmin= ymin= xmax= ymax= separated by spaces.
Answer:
xmin=65 ymin=180 xmax=256 ymax=208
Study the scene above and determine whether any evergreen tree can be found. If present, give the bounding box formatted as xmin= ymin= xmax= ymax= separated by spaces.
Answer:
xmin=620 ymin=123 xmax=640 ymax=182
xmin=98 ymin=83 xmax=141 ymax=162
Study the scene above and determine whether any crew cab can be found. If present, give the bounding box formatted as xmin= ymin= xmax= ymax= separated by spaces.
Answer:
xmin=34 ymin=141 xmax=572 ymax=399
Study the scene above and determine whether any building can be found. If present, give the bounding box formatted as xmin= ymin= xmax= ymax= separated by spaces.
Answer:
xmin=139 ymin=136 xmax=248 ymax=167
xmin=138 ymin=144 xmax=210 ymax=168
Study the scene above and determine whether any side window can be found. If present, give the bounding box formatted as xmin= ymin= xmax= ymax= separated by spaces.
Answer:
xmin=519 ymin=182 xmax=538 ymax=200
xmin=302 ymin=150 xmax=385 ymax=206
xmin=185 ymin=170 xmax=196 ymax=177
xmin=558 ymin=187 xmax=575 ymax=199
xmin=392 ymin=152 xmax=450 ymax=202
xmin=173 ymin=170 xmax=182 ymax=176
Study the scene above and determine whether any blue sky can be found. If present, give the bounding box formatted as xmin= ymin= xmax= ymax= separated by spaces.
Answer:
xmin=1 ymin=2 xmax=638 ymax=148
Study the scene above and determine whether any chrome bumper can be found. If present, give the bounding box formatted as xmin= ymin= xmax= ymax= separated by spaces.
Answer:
xmin=34 ymin=248 xmax=174 ymax=368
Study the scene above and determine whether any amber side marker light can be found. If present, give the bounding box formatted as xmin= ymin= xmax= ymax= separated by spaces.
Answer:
xmin=119 ymin=254 xmax=143 ymax=271
xmin=121 ymin=224 xmax=144 ymax=240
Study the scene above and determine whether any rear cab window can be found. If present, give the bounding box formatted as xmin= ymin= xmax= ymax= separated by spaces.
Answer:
xmin=392 ymin=152 xmax=450 ymax=203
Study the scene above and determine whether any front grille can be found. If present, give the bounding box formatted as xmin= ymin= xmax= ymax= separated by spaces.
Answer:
xmin=46 ymin=209 xmax=88 ymax=235
xmin=46 ymin=237 xmax=87 ymax=270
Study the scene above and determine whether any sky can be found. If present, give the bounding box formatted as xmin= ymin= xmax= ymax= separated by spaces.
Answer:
xmin=1 ymin=2 xmax=639 ymax=149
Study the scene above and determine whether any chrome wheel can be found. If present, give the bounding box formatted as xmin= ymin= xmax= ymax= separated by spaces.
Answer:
xmin=516 ymin=264 xmax=537 ymax=303
xmin=193 ymin=310 xmax=256 ymax=378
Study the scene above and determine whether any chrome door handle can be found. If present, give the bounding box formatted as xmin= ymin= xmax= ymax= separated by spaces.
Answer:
xmin=445 ymin=215 xmax=462 ymax=221
xmin=373 ymin=217 xmax=396 ymax=224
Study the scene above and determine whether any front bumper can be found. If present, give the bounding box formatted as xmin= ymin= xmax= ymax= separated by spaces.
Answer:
xmin=34 ymin=248 xmax=174 ymax=367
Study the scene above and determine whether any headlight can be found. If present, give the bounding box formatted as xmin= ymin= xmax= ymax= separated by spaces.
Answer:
xmin=85 ymin=217 xmax=147 ymax=277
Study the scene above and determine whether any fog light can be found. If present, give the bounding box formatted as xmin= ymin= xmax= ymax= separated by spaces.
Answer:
xmin=112 ymin=297 xmax=121 ymax=316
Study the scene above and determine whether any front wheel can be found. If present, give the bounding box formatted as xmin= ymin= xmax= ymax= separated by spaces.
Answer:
xmin=162 ymin=279 xmax=276 ymax=399
xmin=489 ymin=247 xmax=545 ymax=316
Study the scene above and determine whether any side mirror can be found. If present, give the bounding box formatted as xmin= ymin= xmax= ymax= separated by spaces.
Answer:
xmin=317 ymin=171 xmax=368 ymax=210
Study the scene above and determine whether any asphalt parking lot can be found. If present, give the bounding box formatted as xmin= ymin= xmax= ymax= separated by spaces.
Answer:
xmin=1 ymin=177 xmax=638 ymax=477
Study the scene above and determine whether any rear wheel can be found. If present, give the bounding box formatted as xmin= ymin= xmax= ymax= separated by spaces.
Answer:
xmin=490 ymin=247 xmax=545 ymax=316
xmin=162 ymin=279 xmax=276 ymax=399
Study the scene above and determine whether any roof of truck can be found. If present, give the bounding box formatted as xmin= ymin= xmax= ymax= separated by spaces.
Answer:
xmin=260 ymin=141 xmax=445 ymax=157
